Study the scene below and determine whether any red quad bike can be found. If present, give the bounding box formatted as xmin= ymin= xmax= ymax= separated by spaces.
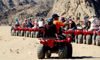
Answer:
xmin=30 ymin=28 xmax=44 ymax=38
xmin=37 ymin=31 xmax=73 ymax=59
xmin=83 ymin=30 xmax=93 ymax=44
xmin=13 ymin=27 xmax=21 ymax=36
xmin=36 ymin=28 xmax=44 ymax=38
xmin=18 ymin=27 xmax=24 ymax=36
xmin=75 ymin=29 xmax=83 ymax=44
xmin=24 ymin=28 xmax=29 ymax=37
xmin=11 ymin=27 xmax=16 ymax=36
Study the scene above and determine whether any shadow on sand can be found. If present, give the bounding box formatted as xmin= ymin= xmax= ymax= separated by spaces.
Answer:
xmin=44 ymin=56 xmax=100 ymax=59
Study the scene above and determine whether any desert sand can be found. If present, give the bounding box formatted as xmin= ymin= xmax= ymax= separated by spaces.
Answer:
xmin=0 ymin=26 xmax=100 ymax=60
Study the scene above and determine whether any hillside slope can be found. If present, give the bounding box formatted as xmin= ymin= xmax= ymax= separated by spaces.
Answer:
xmin=0 ymin=0 xmax=54 ymax=25
xmin=48 ymin=0 xmax=100 ymax=23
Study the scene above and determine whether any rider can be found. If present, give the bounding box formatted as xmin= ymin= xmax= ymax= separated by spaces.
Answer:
xmin=28 ymin=18 xmax=33 ymax=28
xmin=33 ymin=19 xmax=38 ymax=29
xmin=38 ymin=18 xmax=44 ymax=29
xmin=61 ymin=17 xmax=65 ymax=23
xmin=52 ymin=14 xmax=66 ymax=39
xmin=68 ymin=18 xmax=77 ymax=30
xmin=11 ymin=18 xmax=20 ymax=31
xmin=22 ymin=19 xmax=28 ymax=28
xmin=83 ymin=16 xmax=91 ymax=30
xmin=15 ymin=18 xmax=20 ymax=28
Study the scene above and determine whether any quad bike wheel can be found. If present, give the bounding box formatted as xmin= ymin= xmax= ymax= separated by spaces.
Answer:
xmin=75 ymin=36 xmax=78 ymax=43
xmin=29 ymin=32 xmax=31 ymax=37
xmin=31 ymin=31 xmax=35 ymax=38
xmin=92 ymin=34 xmax=96 ymax=45
xmin=78 ymin=34 xmax=83 ymax=44
xmin=96 ymin=35 xmax=100 ymax=46
xmin=86 ymin=35 xmax=92 ymax=44
xmin=37 ymin=44 xmax=45 ymax=59
xmin=35 ymin=32 xmax=39 ymax=38
xmin=58 ymin=44 xmax=72 ymax=58
xmin=11 ymin=30 xmax=15 ymax=36
xmin=83 ymin=36 xmax=86 ymax=44
xmin=21 ymin=31 xmax=24 ymax=36
xmin=26 ymin=31 xmax=29 ymax=37
xmin=45 ymin=50 xmax=51 ymax=58
xmin=16 ymin=31 xmax=19 ymax=36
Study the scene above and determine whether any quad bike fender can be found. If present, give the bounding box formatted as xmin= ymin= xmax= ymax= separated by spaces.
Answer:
xmin=98 ymin=32 xmax=100 ymax=36
xmin=83 ymin=30 xmax=93 ymax=36
xmin=75 ymin=30 xmax=83 ymax=35
xmin=40 ymin=39 xmax=55 ymax=47
xmin=40 ymin=40 xmax=47 ymax=45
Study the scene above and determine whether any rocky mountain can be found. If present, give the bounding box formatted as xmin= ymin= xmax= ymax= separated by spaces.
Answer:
xmin=0 ymin=0 xmax=54 ymax=25
xmin=0 ymin=0 xmax=100 ymax=25
xmin=48 ymin=0 xmax=100 ymax=24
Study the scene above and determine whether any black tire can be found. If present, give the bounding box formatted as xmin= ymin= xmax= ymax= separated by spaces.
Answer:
xmin=58 ymin=44 xmax=72 ymax=58
xmin=83 ymin=36 xmax=86 ymax=44
xmin=75 ymin=36 xmax=78 ymax=43
xmin=31 ymin=31 xmax=35 ymax=38
xmin=96 ymin=35 xmax=100 ymax=46
xmin=11 ymin=30 xmax=15 ymax=36
xmin=29 ymin=32 xmax=31 ymax=37
xmin=78 ymin=34 xmax=83 ymax=44
xmin=19 ymin=31 xmax=21 ymax=36
xmin=45 ymin=50 xmax=51 ymax=58
xmin=26 ymin=31 xmax=29 ymax=37
xmin=24 ymin=31 xmax=26 ymax=37
xmin=16 ymin=31 xmax=19 ymax=36
xmin=21 ymin=31 xmax=24 ymax=36
xmin=92 ymin=34 xmax=96 ymax=45
xmin=86 ymin=35 xmax=92 ymax=44
xmin=35 ymin=32 xmax=39 ymax=38
xmin=37 ymin=44 xmax=45 ymax=59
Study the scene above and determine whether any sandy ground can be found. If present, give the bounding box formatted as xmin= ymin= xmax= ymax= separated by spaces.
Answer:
xmin=0 ymin=26 xmax=100 ymax=60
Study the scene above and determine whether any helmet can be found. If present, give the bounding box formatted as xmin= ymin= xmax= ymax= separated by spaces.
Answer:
xmin=40 ymin=18 xmax=44 ymax=21
xmin=24 ymin=19 xmax=27 ymax=21
xmin=84 ymin=15 xmax=89 ymax=19
xmin=15 ymin=18 xmax=18 ymax=22
xmin=52 ymin=14 xmax=59 ymax=18
xmin=69 ymin=18 xmax=72 ymax=21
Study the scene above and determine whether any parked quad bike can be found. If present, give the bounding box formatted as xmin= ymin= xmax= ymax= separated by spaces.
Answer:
xmin=37 ymin=31 xmax=73 ymax=59
xmin=75 ymin=29 xmax=83 ymax=44
xmin=83 ymin=30 xmax=93 ymax=44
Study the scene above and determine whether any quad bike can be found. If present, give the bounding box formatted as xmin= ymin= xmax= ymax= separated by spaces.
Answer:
xmin=30 ymin=28 xmax=40 ymax=38
xmin=35 ymin=28 xmax=44 ymax=38
xmin=13 ymin=27 xmax=20 ymax=36
xmin=75 ymin=30 xmax=83 ymax=44
xmin=18 ymin=27 xmax=24 ymax=36
xmin=83 ymin=30 xmax=93 ymax=44
xmin=92 ymin=30 xmax=100 ymax=46
xmin=24 ymin=28 xmax=29 ymax=37
xmin=11 ymin=28 xmax=16 ymax=36
xmin=37 ymin=31 xmax=73 ymax=59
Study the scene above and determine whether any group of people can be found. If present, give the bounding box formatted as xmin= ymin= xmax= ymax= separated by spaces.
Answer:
xmin=11 ymin=14 xmax=100 ymax=39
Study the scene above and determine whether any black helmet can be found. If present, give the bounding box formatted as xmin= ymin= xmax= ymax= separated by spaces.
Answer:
xmin=52 ymin=14 xmax=59 ymax=18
